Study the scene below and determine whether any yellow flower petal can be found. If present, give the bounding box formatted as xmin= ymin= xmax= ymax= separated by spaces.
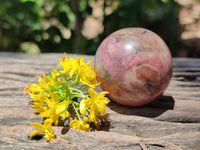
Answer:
xmin=69 ymin=120 xmax=90 ymax=131
xmin=39 ymin=109 xmax=51 ymax=117
xmin=60 ymin=111 xmax=70 ymax=118
xmin=52 ymin=68 xmax=60 ymax=76
xmin=97 ymin=105 xmax=106 ymax=115
xmin=88 ymin=88 xmax=97 ymax=98
xmin=80 ymin=88 xmax=110 ymax=119
xmin=44 ymin=129 xmax=56 ymax=141
xmin=69 ymin=120 xmax=78 ymax=128
xmin=51 ymin=92 xmax=57 ymax=105
xmin=43 ymin=119 xmax=53 ymax=127
xmin=99 ymin=91 xmax=109 ymax=97
xmin=30 ymin=122 xmax=43 ymax=129
xmin=52 ymin=114 xmax=59 ymax=126
xmin=79 ymin=100 xmax=86 ymax=115
xmin=30 ymin=119 xmax=55 ymax=141
xmin=56 ymin=105 xmax=66 ymax=115
xmin=30 ymin=129 xmax=43 ymax=138
xmin=44 ymin=98 xmax=52 ymax=108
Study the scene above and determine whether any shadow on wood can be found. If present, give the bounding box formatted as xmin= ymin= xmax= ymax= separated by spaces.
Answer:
xmin=108 ymin=95 xmax=175 ymax=118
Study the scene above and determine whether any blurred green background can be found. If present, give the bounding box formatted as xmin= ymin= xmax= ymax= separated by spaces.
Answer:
xmin=0 ymin=0 xmax=199 ymax=57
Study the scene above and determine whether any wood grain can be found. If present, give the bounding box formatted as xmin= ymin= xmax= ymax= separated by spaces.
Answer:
xmin=0 ymin=52 xmax=199 ymax=150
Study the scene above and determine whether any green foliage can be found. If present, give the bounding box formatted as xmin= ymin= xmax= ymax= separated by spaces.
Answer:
xmin=0 ymin=0 xmax=180 ymax=55
xmin=103 ymin=0 xmax=181 ymax=56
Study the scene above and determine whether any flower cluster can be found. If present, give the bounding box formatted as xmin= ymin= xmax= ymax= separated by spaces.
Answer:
xmin=25 ymin=53 xmax=110 ymax=141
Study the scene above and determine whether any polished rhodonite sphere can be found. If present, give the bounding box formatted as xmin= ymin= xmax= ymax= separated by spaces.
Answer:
xmin=94 ymin=28 xmax=173 ymax=106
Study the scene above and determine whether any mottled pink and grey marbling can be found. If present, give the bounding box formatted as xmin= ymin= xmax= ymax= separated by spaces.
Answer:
xmin=94 ymin=28 xmax=173 ymax=106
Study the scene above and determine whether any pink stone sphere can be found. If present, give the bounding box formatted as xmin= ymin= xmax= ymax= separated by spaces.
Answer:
xmin=94 ymin=28 xmax=173 ymax=106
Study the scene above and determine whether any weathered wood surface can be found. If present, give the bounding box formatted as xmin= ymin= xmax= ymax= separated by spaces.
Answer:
xmin=0 ymin=52 xmax=200 ymax=150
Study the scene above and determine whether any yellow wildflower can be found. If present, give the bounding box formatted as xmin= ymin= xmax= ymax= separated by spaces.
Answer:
xmin=39 ymin=92 xmax=71 ymax=125
xmin=55 ymin=100 xmax=71 ymax=118
xmin=79 ymin=88 xmax=110 ymax=119
xmin=59 ymin=54 xmax=99 ymax=87
xmin=24 ymin=82 xmax=42 ymax=96
xmin=24 ymin=75 xmax=47 ymax=96
xmin=30 ymin=119 xmax=56 ymax=141
xmin=52 ymin=68 xmax=61 ymax=77
xmin=39 ymin=75 xmax=54 ymax=89
xmin=69 ymin=119 xmax=90 ymax=131
xmin=37 ymin=75 xmax=48 ymax=90
xmin=78 ymin=65 xmax=100 ymax=88
xmin=30 ymin=92 xmax=47 ymax=101
xmin=45 ymin=71 xmax=62 ymax=86
xmin=39 ymin=92 xmax=60 ymax=126
xmin=26 ymin=53 xmax=111 ymax=140
xmin=87 ymin=115 xmax=100 ymax=130
xmin=69 ymin=56 xmax=83 ymax=78
xmin=59 ymin=55 xmax=77 ymax=74
xmin=32 ymin=101 xmax=47 ymax=112
xmin=24 ymin=73 xmax=59 ymax=97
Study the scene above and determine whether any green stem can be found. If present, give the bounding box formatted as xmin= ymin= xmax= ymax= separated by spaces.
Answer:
xmin=65 ymin=98 xmax=71 ymax=110
xmin=63 ymin=84 xmax=71 ymax=100
xmin=64 ymin=74 xmax=69 ymax=86
xmin=73 ymin=101 xmax=80 ymax=107
xmin=69 ymin=88 xmax=89 ymax=99
xmin=56 ymin=64 xmax=61 ymax=70
xmin=71 ymin=72 xmax=79 ymax=88
xmin=72 ymin=102 xmax=81 ymax=121
xmin=56 ymin=69 xmax=68 ymax=86
xmin=86 ymin=108 xmax=90 ymax=112
xmin=79 ymin=85 xmax=85 ymax=90
xmin=81 ymin=85 xmax=88 ymax=92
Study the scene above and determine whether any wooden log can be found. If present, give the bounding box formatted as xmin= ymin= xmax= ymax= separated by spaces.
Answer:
xmin=0 ymin=52 xmax=200 ymax=150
